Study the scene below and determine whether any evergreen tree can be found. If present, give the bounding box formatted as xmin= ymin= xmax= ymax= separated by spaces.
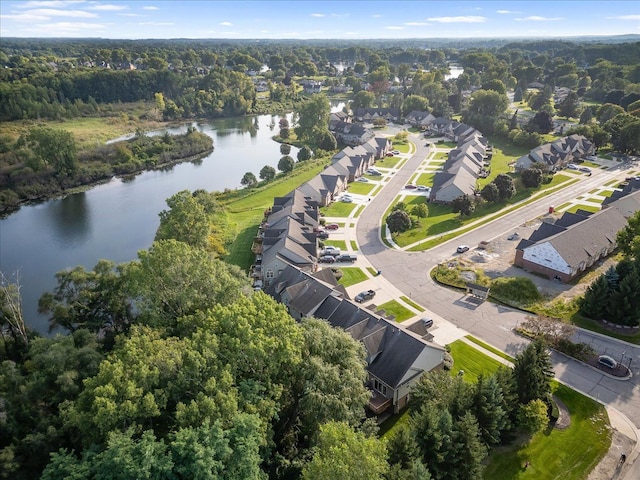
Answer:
xmin=604 ymin=265 xmax=620 ymax=290
xmin=513 ymin=86 xmax=523 ymax=103
xmin=512 ymin=339 xmax=553 ymax=405
xmin=609 ymin=270 xmax=640 ymax=326
xmin=473 ymin=375 xmax=508 ymax=446
xmin=450 ymin=412 xmax=488 ymax=480
xmin=579 ymin=275 xmax=611 ymax=320
xmin=387 ymin=424 xmax=420 ymax=470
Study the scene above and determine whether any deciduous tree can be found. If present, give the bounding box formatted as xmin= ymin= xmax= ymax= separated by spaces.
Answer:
xmin=259 ymin=165 xmax=276 ymax=181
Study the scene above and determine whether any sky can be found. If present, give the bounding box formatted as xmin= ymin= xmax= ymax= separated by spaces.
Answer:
xmin=0 ymin=0 xmax=639 ymax=39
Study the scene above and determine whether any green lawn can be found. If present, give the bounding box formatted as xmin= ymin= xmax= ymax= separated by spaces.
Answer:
xmin=322 ymin=239 xmax=347 ymax=250
xmin=337 ymin=267 xmax=369 ymax=287
xmin=353 ymin=205 xmax=366 ymax=217
xmin=367 ymin=266 xmax=378 ymax=276
xmin=375 ymin=156 xmax=403 ymax=168
xmin=350 ymin=240 xmax=358 ymax=250
xmin=393 ymin=143 xmax=411 ymax=153
xmin=464 ymin=335 xmax=514 ymax=362
xmin=415 ymin=172 xmax=436 ymax=186
xmin=447 ymin=340 xmax=504 ymax=382
xmin=434 ymin=151 xmax=449 ymax=160
xmin=437 ymin=141 xmax=458 ymax=148
xmin=401 ymin=296 xmax=425 ymax=312
xmin=376 ymin=300 xmax=415 ymax=322
xmin=347 ymin=182 xmax=375 ymax=195
xmin=566 ymin=204 xmax=601 ymax=214
xmin=320 ymin=201 xmax=357 ymax=217
xmin=484 ymin=383 xmax=610 ymax=480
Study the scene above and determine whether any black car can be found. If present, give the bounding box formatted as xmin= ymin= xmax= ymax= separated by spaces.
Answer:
xmin=335 ymin=253 xmax=357 ymax=263
xmin=354 ymin=289 xmax=376 ymax=303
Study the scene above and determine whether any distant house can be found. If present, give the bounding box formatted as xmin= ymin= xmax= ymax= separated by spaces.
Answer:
xmin=430 ymin=132 xmax=489 ymax=204
xmin=405 ymin=110 xmax=436 ymax=128
xmin=331 ymin=121 xmax=375 ymax=146
xmin=329 ymin=111 xmax=351 ymax=130
xmin=266 ymin=265 xmax=445 ymax=414
xmin=514 ymin=190 xmax=640 ymax=282
xmin=354 ymin=108 xmax=400 ymax=123
xmin=299 ymin=79 xmax=323 ymax=93
xmin=515 ymin=134 xmax=594 ymax=172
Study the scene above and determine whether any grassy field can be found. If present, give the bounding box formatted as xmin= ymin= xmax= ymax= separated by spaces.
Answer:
xmin=415 ymin=173 xmax=436 ymax=186
xmin=347 ymin=182 xmax=375 ymax=195
xmin=320 ymin=201 xmax=357 ymax=217
xmin=337 ymin=267 xmax=368 ymax=287
xmin=0 ymin=101 xmax=161 ymax=149
xmin=222 ymin=159 xmax=327 ymax=270
xmin=484 ymin=382 xmax=610 ymax=480
xmin=350 ymin=240 xmax=358 ymax=250
xmin=376 ymin=300 xmax=415 ymax=322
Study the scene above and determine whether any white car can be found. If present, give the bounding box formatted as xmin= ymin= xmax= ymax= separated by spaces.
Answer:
xmin=392 ymin=150 xmax=400 ymax=155
xmin=417 ymin=185 xmax=430 ymax=192
xmin=567 ymin=163 xmax=579 ymax=170
xmin=356 ymin=177 xmax=369 ymax=182
xmin=340 ymin=196 xmax=353 ymax=203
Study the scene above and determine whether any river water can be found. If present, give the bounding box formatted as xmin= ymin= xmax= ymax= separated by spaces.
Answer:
xmin=0 ymin=113 xmax=299 ymax=334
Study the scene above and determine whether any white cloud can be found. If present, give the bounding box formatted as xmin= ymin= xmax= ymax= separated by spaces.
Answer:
xmin=311 ymin=13 xmax=324 ymax=17
xmin=331 ymin=13 xmax=349 ymax=18
xmin=405 ymin=22 xmax=430 ymax=26
xmin=143 ymin=6 xmax=158 ymax=10
xmin=515 ymin=16 xmax=563 ymax=21
xmin=385 ymin=26 xmax=403 ymax=30
xmin=139 ymin=21 xmax=174 ymax=26
xmin=89 ymin=4 xmax=129 ymax=11
xmin=35 ymin=20 xmax=107 ymax=33
xmin=496 ymin=10 xmax=520 ymax=14
xmin=1 ymin=12 xmax=50 ymax=21
xmin=27 ymin=8 xmax=97 ymax=17
xmin=220 ymin=21 xmax=232 ymax=26
xmin=427 ymin=16 xmax=487 ymax=23
xmin=119 ymin=13 xmax=144 ymax=17
xmin=17 ymin=1 xmax=85 ymax=8
xmin=606 ymin=14 xmax=640 ymax=20
xmin=371 ymin=14 xmax=382 ymax=18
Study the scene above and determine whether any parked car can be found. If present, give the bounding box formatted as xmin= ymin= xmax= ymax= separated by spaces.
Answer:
xmin=325 ymin=223 xmax=340 ymax=230
xmin=392 ymin=150 xmax=400 ymax=155
xmin=567 ymin=163 xmax=579 ymax=170
xmin=354 ymin=289 xmax=376 ymax=303
xmin=416 ymin=185 xmax=430 ymax=192
xmin=405 ymin=184 xmax=417 ymax=189
xmin=366 ymin=169 xmax=382 ymax=176
xmin=579 ymin=166 xmax=592 ymax=173
xmin=386 ymin=152 xmax=394 ymax=157
xmin=322 ymin=247 xmax=341 ymax=256
xmin=340 ymin=196 xmax=353 ymax=203
xmin=421 ymin=317 xmax=434 ymax=329
xmin=356 ymin=177 xmax=369 ymax=182
xmin=317 ymin=231 xmax=329 ymax=239
xmin=319 ymin=255 xmax=336 ymax=264
xmin=507 ymin=232 xmax=519 ymax=240
xmin=456 ymin=245 xmax=470 ymax=253
xmin=335 ymin=253 xmax=357 ymax=263
xmin=598 ymin=355 xmax=617 ymax=369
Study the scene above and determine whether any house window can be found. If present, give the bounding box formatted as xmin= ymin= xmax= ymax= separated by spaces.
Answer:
xmin=373 ymin=379 xmax=387 ymax=396
xmin=265 ymin=270 xmax=274 ymax=279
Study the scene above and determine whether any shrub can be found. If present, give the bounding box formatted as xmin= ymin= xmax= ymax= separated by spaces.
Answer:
xmin=490 ymin=277 xmax=542 ymax=307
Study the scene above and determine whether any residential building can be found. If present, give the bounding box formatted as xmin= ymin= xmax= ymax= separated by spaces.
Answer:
xmin=515 ymin=134 xmax=594 ymax=172
xmin=514 ymin=190 xmax=640 ymax=282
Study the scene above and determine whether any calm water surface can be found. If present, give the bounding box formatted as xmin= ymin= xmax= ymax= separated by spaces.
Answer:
xmin=0 ymin=113 xmax=298 ymax=334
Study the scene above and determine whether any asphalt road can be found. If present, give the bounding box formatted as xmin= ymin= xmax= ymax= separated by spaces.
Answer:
xmin=355 ymin=137 xmax=640 ymax=431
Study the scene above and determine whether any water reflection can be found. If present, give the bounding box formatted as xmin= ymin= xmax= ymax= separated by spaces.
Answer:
xmin=47 ymin=192 xmax=90 ymax=248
